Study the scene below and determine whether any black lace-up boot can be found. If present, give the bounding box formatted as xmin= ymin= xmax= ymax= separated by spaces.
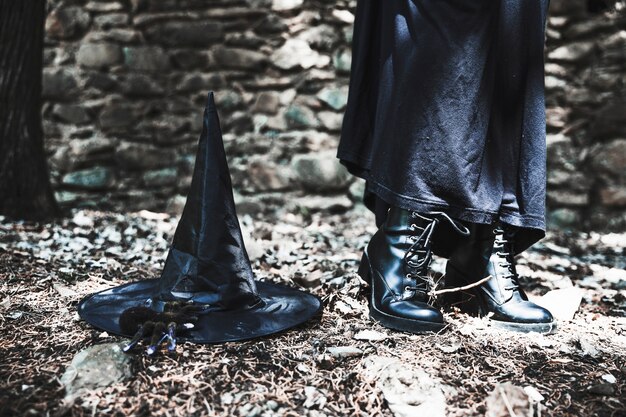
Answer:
xmin=445 ymin=224 xmax=555 ymax=333
xmin=358 ymin=207 xmax=470 ymax=333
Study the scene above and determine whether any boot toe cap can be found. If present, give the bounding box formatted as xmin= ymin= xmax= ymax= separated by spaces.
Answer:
xmin=494 ymin=301 xmax=554 ymax=324
xmin=384 ymin=299 xmax=444 ymax=324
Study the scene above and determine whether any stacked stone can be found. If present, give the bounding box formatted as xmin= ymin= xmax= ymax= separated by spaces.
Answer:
xmin=43 ymin=0 xmax=357 ymax=215
xmin=545 ymin=0 xmax=626 ymax=230
xmin=41 ymin=0 xmax=625 ymax=230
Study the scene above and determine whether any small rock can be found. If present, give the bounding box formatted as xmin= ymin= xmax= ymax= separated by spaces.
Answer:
xmin=72 ymin=210 xmax=94 ymax=227
xmin=61 ymin=343 xmax=132 ymax=400
xmin=246 ymin=158 xmax=291 ymax=191
xmin=177 ymin=73 xmax=220 ymax=92
xmin=123 ymin=46 xmax=170 ymax=72
xmin=7 ymin=311 xmax=23 ymax=320
xmin=362 ymin=355 xmax=447 ymax=417
xmin=303 ymin=386 xmax=327 ymax=409
xmin=575 ymin=337 xmax=601 ymax=358
xmin=145 ymin=20 xmax=223 ymax=46
xmin=221 ymin=393 xmax=234 ymax=404
xmin=120 ymin=74 xmax=165 ymax=97
xmin=296 ymin=195 xmax=353 ymax=212
xmin=84 ymin=72 xmax=118 ymax=91
xmin=256 ymin=14 xmax=288 ymax=33
xmin=142 ymin=168 xmax=178 ymax=187
xmin=271 ymin=39 xmax=327 ymax=70
xmin=327 ymin=276 xmax=347 ymax=287
xmin=333 ymin=48 xmax=352 ymax=73
xmin=326 ymin=346 xmax=363 ymax=358
xmin=293 ymin=269 xmax=323 ymax=288
xmin=99 ymin=102 xmax=136 ymax=130
xmin=76 ymin=43 xmax=123 ymax=68
xmin=284 ymin=103 xmax=320 ymax=129
xmin=0 ymin=297 xmax=10 ymax=311
xmin=242 ymin=404 xmax=262 ymax=417
xmin=437 ymin=338 xmax=462 ymax=354
xmin=547 ymin=190 xmax=589 ymax=206
xmin=42 ymin=68 xmax=78 ymax=100
xmin=297 ymin=24 xmax=339 ymax=51
xmin=90 ymin=10 xmax=127 ymax=27
xmin=62 ymin=167 xmax=115 ymax=190
xmin=291 ymin=152 xmax=350 ymax=192
xmin=534 ymin=287 xmax=583 ymax=321
xmin=353 ymin=329 xmax=387 ymax=342
xmin=548 ymin=42 xmax=595 ymax=62
xmin=601 ymin=374 xmax=617 ymax=384
xmin=599 ymin=187 xmax=626 ymax=207
xmin=588 ymin=383 xmax=615 ymax=396
xmin=213 ymin=46 xmax=267 ymax=70
xmin=349 ymin=180 xmax=366 ymax=201
xmin=272 ymin=0 xmax=303 ymax=12
xmin=332 ymin=9 xmax=355 ymax=24
xmin=68 ymin=137 xmax=115 ymax=158
xmin=85 ymin=1 xmax=124 ymax=12
xmin=167 ymin=195 xmax=187 ymax=215
xmin=486 ymin=383 xmax=536 ymax=417
xmin=590 ymin=139 xmax=626 ymax=178
xmin=318 ymin=111 xmax=344 ymax=131
xmin=548 ymin=208 xmax=581 ymax=229
xmin=53 ymin=282 xmax=78 ymax=298
xmin=523 ymin=386 xmax=545 ymax=403
xmin=252 ymin=92 xmax=281 ymax=114
xmin=226 ymin=31 xmax=264 ymax=48
xmin=316 ymin=86 xmax=349 ymax=111
xmin=296 ymin=363 xmax=311 ymax=374
xmin=45 ymin=6 xmax=90 ymax=39
xmin=53 ymin=104 xmax=91 ymax=125
xmin=116 ymin=142 xmax=171 ymax=170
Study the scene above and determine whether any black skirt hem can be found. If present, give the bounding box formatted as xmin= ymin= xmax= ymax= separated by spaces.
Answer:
xmin=338 ymin=151 xmax=545 ymax=255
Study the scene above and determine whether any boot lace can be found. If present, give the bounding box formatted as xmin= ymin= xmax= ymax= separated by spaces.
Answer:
xmin=493 ymin=227 xmax=519 ymax=291
xmin=403 ymin=212 xmax=470 ymax=295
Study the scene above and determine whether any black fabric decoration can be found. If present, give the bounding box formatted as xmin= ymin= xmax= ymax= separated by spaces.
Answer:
xmin=78 ymin=92 xmax=322 ymax=344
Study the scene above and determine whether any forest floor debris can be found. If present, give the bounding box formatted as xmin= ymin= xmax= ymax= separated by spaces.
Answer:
xmin=0 ymin=207 xmax=624 ymax=416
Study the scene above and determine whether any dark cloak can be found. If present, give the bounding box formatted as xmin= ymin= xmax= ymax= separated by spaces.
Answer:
xmin=338 ymin=0 xmax=551 ymax=255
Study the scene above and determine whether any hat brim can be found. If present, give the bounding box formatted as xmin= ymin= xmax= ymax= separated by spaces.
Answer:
xmin=78 ymin=279 xmax=322 ymax=343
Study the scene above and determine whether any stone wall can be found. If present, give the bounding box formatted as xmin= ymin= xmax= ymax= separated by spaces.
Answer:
xmin=545 ymin=0 xmax=626 ymax=230
xmin=41 ymin=0 xmax=626 ymax=230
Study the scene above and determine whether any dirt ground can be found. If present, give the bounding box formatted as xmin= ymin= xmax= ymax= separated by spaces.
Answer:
xmin=0 ymin=207 xmax=624 ymax=417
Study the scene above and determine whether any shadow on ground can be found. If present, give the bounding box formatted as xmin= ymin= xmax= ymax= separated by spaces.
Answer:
xmin=0 ymin=207 xmax=624 ymax=416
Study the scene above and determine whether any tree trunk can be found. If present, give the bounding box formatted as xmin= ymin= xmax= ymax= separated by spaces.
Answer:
xmin=0 ymin=0 xmax=60 ymax=221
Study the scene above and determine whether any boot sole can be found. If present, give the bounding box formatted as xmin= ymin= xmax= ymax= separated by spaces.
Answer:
xmin=358 ymin=252 xmax=446 ymax=334
xmin=489 ymin=319 xmax=557 ymax=334
xmin=445 ymin=263 xmax=557 ymax=334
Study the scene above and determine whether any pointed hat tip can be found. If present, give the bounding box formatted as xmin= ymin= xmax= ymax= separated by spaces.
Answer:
xmin=206 ymin=91 xmax=216 ymax=112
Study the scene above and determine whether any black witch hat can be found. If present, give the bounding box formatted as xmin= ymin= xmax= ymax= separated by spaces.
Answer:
xmin=78 ymin=92 xmax=322 ymax=343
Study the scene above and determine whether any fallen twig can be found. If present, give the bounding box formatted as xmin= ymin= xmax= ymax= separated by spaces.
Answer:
xmin=429 ymin=275 xmax=493 ymax=296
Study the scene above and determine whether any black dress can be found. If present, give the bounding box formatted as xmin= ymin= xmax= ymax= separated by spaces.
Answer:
xmin=338 ymin=0 xmax=551 ymax=255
